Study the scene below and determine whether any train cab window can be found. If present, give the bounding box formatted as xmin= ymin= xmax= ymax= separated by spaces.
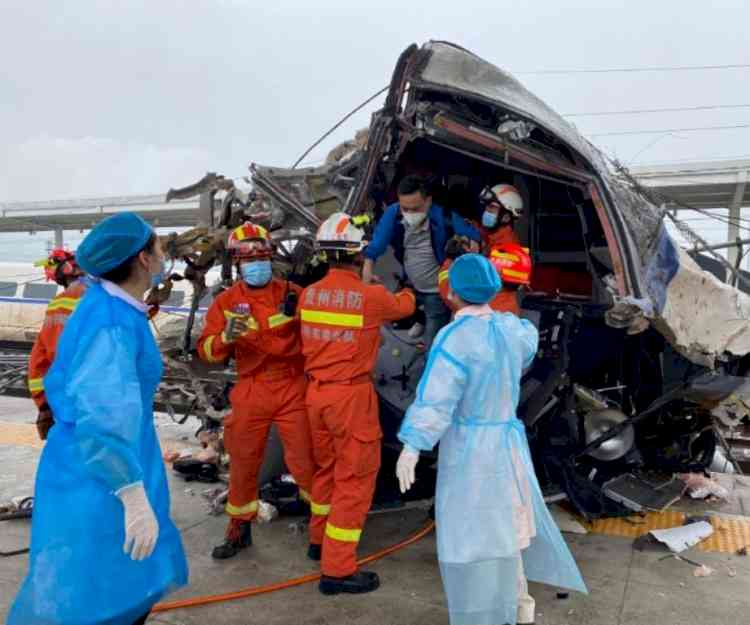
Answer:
xmin=165 ymin=290 xmax=185 ymax=307
xmin=23 ymin=283 xmax=59 ymax=300
xmin=0 ymin=281 xmax=17 ymax=297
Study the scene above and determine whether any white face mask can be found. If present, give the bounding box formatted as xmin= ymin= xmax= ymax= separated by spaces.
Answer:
xmin=402 ymin=212 xmax=427 ymax=228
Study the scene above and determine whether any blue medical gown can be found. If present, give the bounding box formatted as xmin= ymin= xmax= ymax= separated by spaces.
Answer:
xmin=9 ymin=283 xmax=188 ymax=625
xmin=399 ymin=313 xmax=587 ymax=625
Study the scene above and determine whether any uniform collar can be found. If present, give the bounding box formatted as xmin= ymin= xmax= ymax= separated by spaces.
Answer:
xmin=455 ymin=303 xmax=494 ymax=318
xmin=100 ymin=279 xmax=149 ymax=313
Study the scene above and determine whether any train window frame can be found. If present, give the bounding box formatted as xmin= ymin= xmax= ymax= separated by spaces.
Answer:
xmin=22 ymin=283 xmax=59 ymax=300
xmin=0 ymin=281 xmax=18 ymax=297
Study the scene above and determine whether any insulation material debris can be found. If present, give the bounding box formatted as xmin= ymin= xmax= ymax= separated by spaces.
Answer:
xmin=678 ymin=473 xmax=730 ymax=500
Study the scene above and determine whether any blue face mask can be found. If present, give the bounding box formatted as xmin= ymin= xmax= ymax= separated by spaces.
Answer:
xmin=150 ymin=259 xmax=166 ymax=288
xmin=241 ymin=260 xmax=272 ymax=287
xmin=481 ymin=210 xmax=498 ymax=229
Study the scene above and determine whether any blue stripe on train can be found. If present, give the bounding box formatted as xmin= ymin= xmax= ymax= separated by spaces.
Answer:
xmin=0 ymin=296 xmax=205 ymax=314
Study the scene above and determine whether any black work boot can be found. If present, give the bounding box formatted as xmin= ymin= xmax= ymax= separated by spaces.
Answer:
xmin=319 ymin=570 xmax=380 ymax=595
xmin=307 ymin=543 xmax=322 ymax=561
xmin=211 ymin=519 xmax=252 ymax=560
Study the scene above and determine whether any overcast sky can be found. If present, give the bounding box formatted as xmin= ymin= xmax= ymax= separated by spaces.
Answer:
xmin=1 ymin=0 xmax=749 ymax=222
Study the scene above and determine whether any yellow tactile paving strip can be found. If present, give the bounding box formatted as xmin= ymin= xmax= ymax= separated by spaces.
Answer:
xmin=701 ymin=516 xmax=750 ymax=553
xmin=586 ymin=510 xmax=750 ymax=554
xmin=0 ymin=421 xmax=44 ymax=449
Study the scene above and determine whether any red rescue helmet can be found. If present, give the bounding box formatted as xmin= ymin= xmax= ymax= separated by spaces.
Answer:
xmin=227 ymin=221 xmax=273 ymax=261
xmin=488 ymin=243 xmax=532 ymax=286
xmin=35 ymin=248 xmax=83 ymax=285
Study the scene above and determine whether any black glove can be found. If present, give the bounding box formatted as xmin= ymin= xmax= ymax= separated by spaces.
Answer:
xmin=445 ymin=237 xmax=468 ymax=260
xmin=36 ymin=406 xmax=54 ymax=440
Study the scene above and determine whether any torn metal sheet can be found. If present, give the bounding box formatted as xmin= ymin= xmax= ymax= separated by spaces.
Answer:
xmin=642 ymin=226 xmax=750 ymax=366
xmin=650 ymin=522 xmax=714 ymax=553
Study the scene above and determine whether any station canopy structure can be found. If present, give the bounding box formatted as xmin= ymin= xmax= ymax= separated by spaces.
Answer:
xmin=1 ymin=159 xmax=749 ymax=252
xmin=0 ymin=194 xmax=200 ymax=246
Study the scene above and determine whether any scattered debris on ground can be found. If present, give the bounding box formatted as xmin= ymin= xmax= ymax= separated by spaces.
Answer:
xmin=678 ymin=473 xmax=730 ymax=500
xmin=693 ymin=564 xmax=716 ymax=577
xmin=649 ymin=521 xmax=714 ymax=553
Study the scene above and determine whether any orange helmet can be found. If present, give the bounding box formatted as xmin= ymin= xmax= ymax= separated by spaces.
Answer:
xmin=227 ymin=221 xmax=273 ymax=261
xmin=489 ymin=243 xmax=532 ymax=286
xmin=35 ymin=248 xmax=83 ymax=285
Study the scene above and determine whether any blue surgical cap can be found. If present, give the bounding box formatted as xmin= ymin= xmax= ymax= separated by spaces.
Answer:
xmin=449 ymin=253 xmax=502 ymax=304
xmin=77 ymin=212 xmax=154 ymax=277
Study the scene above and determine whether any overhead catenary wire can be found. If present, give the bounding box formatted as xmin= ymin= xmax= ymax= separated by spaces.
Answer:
xmin=565 ymin=103 xmax=750 ymax=117
xmin=518 ymin=63 xmax=750 ymax=75
xmin=291 ymin=85 xmax=389 ymax=169
xmin=633 ymin=153 xmax=750 ymax=166
xmin=589 ymin=123 xmax=750 ymax=137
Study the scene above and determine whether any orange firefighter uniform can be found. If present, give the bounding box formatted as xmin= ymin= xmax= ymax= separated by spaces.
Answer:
xmin=27 ymin=280 xmax=87 ymax=437
xmin=439 ymin=226 xmax=523 ymax=315
xmin=300 ymin=268 xmax=415 ymax=578
xmin=197 ymin=278 xmax=314 ymax=521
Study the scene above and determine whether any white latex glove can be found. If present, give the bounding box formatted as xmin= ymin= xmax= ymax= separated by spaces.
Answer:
xmin=116 ymin=482 xmax=159 ymax=561
xmin=396 ymin=445 xmax=420 ymax=494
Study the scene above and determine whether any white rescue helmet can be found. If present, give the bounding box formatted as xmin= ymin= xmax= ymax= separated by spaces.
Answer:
xmin=316 ymin=212 xmax=369 ymax=253
xmin=479 ymin=184 xmax=523 ymax=219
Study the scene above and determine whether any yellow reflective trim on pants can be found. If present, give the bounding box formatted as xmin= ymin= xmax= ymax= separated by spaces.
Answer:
xmin=300 ymin=309 xmax=364 ymax=328
xmin=28 ymin=378 xmax=44 ymax=392
xmin=268 ymin=313 xmax=294 ymax=329
xmin=438 ymin=270 xmax=449 ymax=284
xmin=310 ymin=501 xmax=331 ymax=516
xmin=325 ymin=522 xmax=362 ymax=543
xmin=225 ymin=500 xmax=259 ymax=516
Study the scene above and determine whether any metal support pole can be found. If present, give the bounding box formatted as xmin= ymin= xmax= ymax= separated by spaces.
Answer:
xmin=726 ymin=170 xmax=748 ymax=278
xmin=54 ymin=226 xmax=63 ymax=248
xmin=733 ymin=237 xmax=743 ymax=288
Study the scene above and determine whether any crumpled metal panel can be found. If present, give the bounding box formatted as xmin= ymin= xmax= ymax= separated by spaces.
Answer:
xmin=415 ymin=41 xmax=750 ymax=364
xmin=417 ymin=42 xmax=601 ymax=168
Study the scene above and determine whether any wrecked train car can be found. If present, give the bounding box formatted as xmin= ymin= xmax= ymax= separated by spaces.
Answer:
xmin=7 ymin=42 xmax=748 ymax=518
xmin=242 ymin=41 xmax=750 ymax=518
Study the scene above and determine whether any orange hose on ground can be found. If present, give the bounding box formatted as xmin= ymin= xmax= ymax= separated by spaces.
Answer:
xmin=152 ymin=521 xmax=435 ymax=613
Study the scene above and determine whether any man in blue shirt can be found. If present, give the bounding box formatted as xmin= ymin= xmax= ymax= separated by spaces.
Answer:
xmin=362 ymin=175 xmax=480 ymax=348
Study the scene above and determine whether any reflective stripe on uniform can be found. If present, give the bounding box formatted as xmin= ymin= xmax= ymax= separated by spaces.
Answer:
xmin=202 ymin=335 xmax=223 ymax=363
xmin=438 ymin=270 xmax=449 ymax=284
xmin=28 ymin=378 xmax=44 ymax=393
xmin=47 ymin=297 xmax=79 ymax=313
xmin=268 ymin=313 xmax=294 ymax=329
xmin=300 ymin=309 xmax=364 ymax=328
xmin=310 ymin=500 xmax=331 ymax=516
xmin=225 ymin=500 xmax=259 ymax=516
xmin=325 ymin=522 xmax=362 ymax=543
xmin=503 ymin=268 xmax=530 ymax=281
xmin=298 ymin=489 xmax=311 ymax=503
